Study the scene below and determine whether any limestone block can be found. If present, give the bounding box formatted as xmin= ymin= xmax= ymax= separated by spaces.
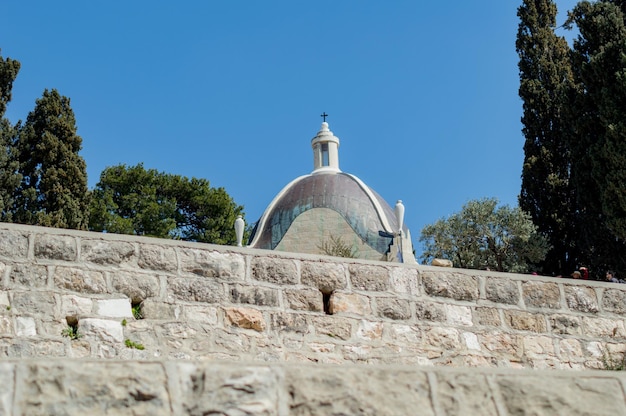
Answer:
xmin=0 ymin=315 xmax=12 ymax=335
xmin=54 ymin=266 xmax=107 ymax=294
xmin=212 ymin=328 xmax=253 ymax=353
xmin=523 ymin=335 xmax=556 ymax=359
xmin=329 ymin=291 xmax=371 ymax=316
xmin=348 ymin=264 xmax=390 ymax=291
xmin=311 ymin=316 xmax=352 ymax=340
xmin=473 ymin=307 xmax=502 ymax=327
xmin=284 ymin=288 xmax=323 ymax=312
xmin=415 ymin=301 xmax=446 ymax=322
xmin=138 ymin=243 xmax=177 ymax=272
xmin=431 ymin=258 xmax=453 ymax=267
xmin=462 ymin=332 xmax=481 ymax=351
xmin=230 ymin=284 xmax=279 ymax=307
xmin=11 ymin=291 xmax=56 ymax=316
xmin=435 ymin=373 xmax=498 ymax=415
xmin=549 ymin=314 xmax=581 ymax=335
xmin=14 ymin=361 xmax=169 ymax=415
xmin=565 ymin=285 xmax=599 ymax=313
xmin=557 ymin=338 xmax=583 ymax=361
xmin=301 ymin=261 xmax=347 ymax=293
xmin=601 ymin=288 xmax=626 ymax=314
xmin=15 ymin=317 xmax=36 ymax=336
xmin=60 ymin=294 xmax=94 ymax=318
xmin=0 ymin=363 xmax=13 ymax=415
xmin=504 ymin=310 xmax=548 ymax=333
xmin=10 ymin=264 xmax=48 ymax=288
xmin=375 ymin=297 xmax=411 ymax=320
xmin=496 ymin=374 xmax=625 ymax=415
xmin=94 ymin=298 xmax=132 ymax=318
xmin=286 ymin=366 xmax=435 ymax=416
xmin=478 ymin=332 xmax=523 ymax=358
xmin=485 ymin=277 xmax=520 ymax=305
xmin=423 ymin=326 xmax=462 ymax=351
xmin=172 ymin=363 xmax=280 ymax=416
xmin=225 ymin=307 xmax=265 ymax=332
xmin=178 ymin=248 xmax=245 ymax=279
xmin=6 ymin=339 xmax=66 ymax=358
xmin=183 ymin=305 xmax=218 ymax=325
xmin=422 ymin=271 xmax=479 ymax=302
xmin=168 ymin=277 xmax=224 ymax=303
xmin=389 ymin=266 xmax=419 ymax=295
xmin=81 ymin=239 xmax=136 ymax=266
xmin=389 ymin=324 xmax=421 ymax=344
xmin=445 ymin=304 xmax=473 ymax=327
xmin=0 ymin=290 xmax=9 ymax=308
xmin=111 ymin=270 xmax=160 ymax=303
xmin=270 ymin=312 xmax=309 ymax=334
xmin=356 ymin=320 xmax=383 ymax=340
xmin=522 ymin=281 xmax=561 ymax=309
xmin=34 ymin=234 xmax=77 ymax=261
xmin=141 ymin=299 xmax=181 ymax=320
xmin=0 ymin=230 xmax=28 ymax=259
xmin=252 ymin=256 xmax=298 ymax=285
xmin=79 ymin=318 xmax=124 ymax=343
xmin=581 ymin=316 xmax=626 ymax=338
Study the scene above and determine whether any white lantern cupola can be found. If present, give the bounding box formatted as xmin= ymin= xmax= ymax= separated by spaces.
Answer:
xmin=311 ymin=120 xmax=340 ymax=174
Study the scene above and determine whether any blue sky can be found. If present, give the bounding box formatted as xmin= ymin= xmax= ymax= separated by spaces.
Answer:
xmin=1 ymin=1 xmax=579 ymax=256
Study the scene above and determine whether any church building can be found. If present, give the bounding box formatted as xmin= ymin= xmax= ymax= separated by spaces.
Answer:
xmin=247 ymin=119 xmax=416 ymax=263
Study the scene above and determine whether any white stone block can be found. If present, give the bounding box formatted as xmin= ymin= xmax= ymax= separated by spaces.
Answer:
xmin=462 ymin=332 xmax=481 ymax=351
xmin=79 ymin=318 xmax=124 ymax=343
xmin=94 ymin=298 xmax=132 ymax=318
xmin=16 ymin=317 xmax=36 ymax=336
xmin=61 ymin=295 xmax=93 ymax=317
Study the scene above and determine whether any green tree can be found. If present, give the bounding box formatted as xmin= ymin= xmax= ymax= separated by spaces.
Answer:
xmin=89 ymin=163 xmax=245 ymax=245
xmin=516 ymin=0 xmax=577 ymax=276
xmin=13 ymin=89 xmax=89 ymax=229
xmin=566 ymin=0 xmax=626 ymax=272
xmin=0 ymin=51 xmax=21 ymax=222
xmin=419 ymin=198 xmax=549 ymax=273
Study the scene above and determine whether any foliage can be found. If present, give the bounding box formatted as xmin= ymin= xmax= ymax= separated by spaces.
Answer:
xmin=124 ymin=339 xmax=145 ymax=350
xmin=0 ymin=50 xmax=22 ymax=222
xmin=12 ymin=89 xmax=89 ymax=229
xmin=317 ymin=235 xmax=359 ymax=258
xmin=61 ymin=325 xmax=82 ymax=340
xmin=516 ymin=0 xmax=578 ymax=276
xmin=132 ymin=304 xmax=143 ymax=320
xmin=419 ymin=198 xmax=550 ymax=273
xmin=89 ymin=164 xmax=245 ymax=245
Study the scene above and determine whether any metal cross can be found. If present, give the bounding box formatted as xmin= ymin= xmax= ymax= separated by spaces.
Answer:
xmin=320 ymin=112 xmax=328 ymax=122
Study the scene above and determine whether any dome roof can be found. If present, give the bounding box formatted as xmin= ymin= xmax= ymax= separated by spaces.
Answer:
xmin=248 ymin=171 xmax=405 ymax=254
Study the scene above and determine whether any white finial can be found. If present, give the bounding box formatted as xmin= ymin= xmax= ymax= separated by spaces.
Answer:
xmin=395 ymin=200 xmax=405 ymax=235
xmin=234 ymin=215 xmax=245 ymax=247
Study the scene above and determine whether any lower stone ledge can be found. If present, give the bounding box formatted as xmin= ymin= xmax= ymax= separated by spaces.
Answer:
xmin=1 ymin=359 xmax=625 ymax=415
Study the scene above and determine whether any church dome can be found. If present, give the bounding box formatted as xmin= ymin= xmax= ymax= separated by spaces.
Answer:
xmin=248 ymin=120 xmax=414 ymax=263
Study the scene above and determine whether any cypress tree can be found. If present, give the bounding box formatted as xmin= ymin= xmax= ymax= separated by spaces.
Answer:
xmin=14 ymin=89 xmax=89 ymax=229
xmin=516 ymin=0 xmax=577 ymax=275
xmin=0 ymin=51 xmax=21 ymax=222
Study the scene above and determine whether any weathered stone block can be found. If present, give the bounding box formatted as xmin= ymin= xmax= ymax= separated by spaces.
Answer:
xmin=301 ymin=261 xmax=346 ymax=293
xmin=94 ymin=298 xmax=132 ymax=318
xmin=111 ymin=270 xmax=160 ymax=303
xmin=270 ymin=312 xmax=309 ymax=334
xmin=415 ymin=301 xmax=446 ymax=323
xmin=60 ymin=295 xmax=94 ymax=318
xmin=389 ymin=267 xmax=419 ymax=295
xmin=478 ymin=332 xmax=522 ymax=357
xmin=601 ymin=288 xmax=626 ymax=314
xmin=435 ymin=373 xmax=499 ymax=415
xmin=137 ymin=244 xmax=177 ymax=272
xmin=445 ymin=304 xmax=473 ymax=327
xmin=504 ymin=310 xmax=547 ymax=333
xmin=11 ymin=291 xmax=56 ymax=316
xmin=311 ymin=316 xmax=352 ymax=340
xmin=0 ymin=362 xmax=13 ymax=414
xmin=423 ymin=326 xmax=461 ymax=351
xmin=581 ymin=316 xmax=626 ymax=338
xmin=349 ymin=264 xmax=389 ymax=291
xmin=34 ymin=234 xmax=77 ymax=261
xmin=0 ymin=230 xmax=28 ymax=259
xmin=522 ymin=281 xmax=560 ymax=309
xmin=375 ymin=297 xmax=410 ymax=320
xmin=15 ymin=317 xmax=36 ymax=336
xmin=81 ymin=239 xmax=135 ymax=266
xmin=422 ymin=271 xmax=479 ymax=301
xmin=225 ymin=307 xmax=265 ymax=332
xmin=485 ymin=277 xmax=519 ymax=305
xmin=168 ymin=277 xmax=224 ymax=303
xmin=54 ymin=266 xmax=107 ymax=294
xmin=0 ymin=315 xmax=13 ymax=335
xmin=179 ymin=248 xmax=245 ymax=279
xmin=15 ymin=362 xmax=169 ymax=414
xmin=252 ymin=256 xmax=298 ymax=285
xmin=183 ymin=305 xmax=218 ymax=325
xmin=79 ymin=318 xmax=124 ymax=343
xmin=230 ymin=284 xmax=279 ymax=307
xmin=10 ymin=264 xmax=48 ymax=288
xmin=565 ymin=286 xmax=599 ymax=313
xmin=284 ymin=288 xmax=323 ymax=312
xmin=141 ymin=299 xmax=181 ymax=320
xmin=549 ymin=314 xmax=581 ymax=335
xmin=329 ymin=291 xmax=371 ymax=316
xmin=356 ymin=320 xmax=383 ymax=340
xmin=473 ymin=307 xmax=502 ymax=327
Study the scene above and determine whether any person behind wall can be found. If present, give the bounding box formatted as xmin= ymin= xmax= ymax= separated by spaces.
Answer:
xmin=571 ymin=270 xmax=581 ymax=279
xmin=606 ymin=270 xmax=620 ymax=283
xmin=579 ymin=267 xmax=589 ymax=279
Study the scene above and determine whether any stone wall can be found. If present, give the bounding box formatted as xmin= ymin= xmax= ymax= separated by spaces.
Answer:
xmin=2 ymin=222 xmax=626 ymax=414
